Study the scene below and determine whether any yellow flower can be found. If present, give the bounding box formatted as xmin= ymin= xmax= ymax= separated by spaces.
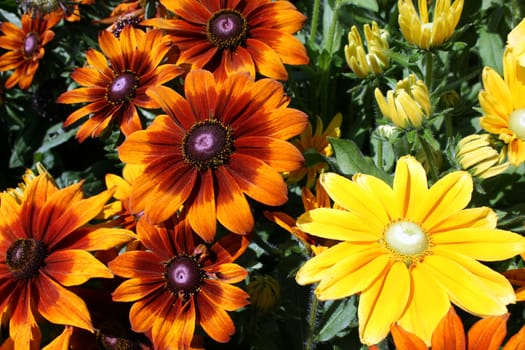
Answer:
xmin=456 ymin=134 xmax=509 ymax=179
xmin=344 ymin=22 xmax=390 ymax=78
xmin=398 ymin=0 xmax=464 ymax=50
xmin=3 ymin=163 xmax=53 ymax=203
xmin=508 ymin=18 xmax=525 ymax=67
xmin=375 ymin=74 xmax=431 ymax=128
xmin=287 ymin=113 xmax=342 ymax=188
xmin=479 ymin=47 xmax=525 ymax=165
xmin=295 ymin=155 xmax=525 ymax=346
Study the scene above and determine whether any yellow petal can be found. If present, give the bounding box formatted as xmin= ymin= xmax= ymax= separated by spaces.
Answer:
xmin=353 ymin=173 xmax=402 ymax=222
xmin=481 ymin=67 xmax=513 ymax=117
xmin=432 ymin=228 xmax=525 ymax=261
xmin=418 ymin=171 xmax=472 ymax=229
xmin=430 ymin=207 xmax=497 ymax=234
xmin=296 ymin=242 xmax=373 ymax=285
xmin=424 ymin=254 xmax=512 ymax=317
xmin=316 ymin=248 xmax=389 ymax=300
xmin=297 ymin=208 xmax=381 ymax=241
xmin=359 ymin=261 xmax=411 ymax=345
xmin=320 ymin=172 xmax=390 ymax=230
xmin=393 ymin=156 xmax=428 ymax=219
xmin=398 ymin=264 xmax=451 ymax=346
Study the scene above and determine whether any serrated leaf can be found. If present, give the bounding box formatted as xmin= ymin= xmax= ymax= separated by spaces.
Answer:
xmin=329 ymin=137 xmax=392 ymax=184
xmin=317 ymin=297 xmax=357 ymax=342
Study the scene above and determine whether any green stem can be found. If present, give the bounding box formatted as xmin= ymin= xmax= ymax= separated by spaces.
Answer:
xmin=425 ymin=50 xmax=433 ymax=92
xmin=325 ymin=1 xmax=340 ymax=55
xmin=305 ymin=286 xmax=320 ymax=350
xmin=418 ymin=133 xmax=438 ymax=182
xmin=308 ymin=0 xmax=321 ymax=47
xmin=444 ymin=113 xmax=453 ymax=139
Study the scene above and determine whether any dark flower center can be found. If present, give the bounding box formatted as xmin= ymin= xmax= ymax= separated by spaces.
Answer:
xmin=23 ymin=32 xmax=39 ymax=58
xmin=113 ymin=17 xmax=144 ymax=39
xmin=6 ymin=238 xmax=47 ymax=280
xmin=164 ymin=255 xmax=204 ymax=297
xmin=207 ymin=10 xmax=249 ymax=49
xmin=182 ymin=120 xmax=234 ymax=171
xmin=106 ymin=71 xmax=139 ymax=104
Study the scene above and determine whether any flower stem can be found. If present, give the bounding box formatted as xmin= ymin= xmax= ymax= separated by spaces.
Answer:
xmin=308 ymin=0 xmax=321 ymax=47
xmin=425 ymin=50 xmax=433 ymax=92
xmin=417 ymin=132 xmax=438 ymax=182
xmin=305 ymin=286 xmax=320 ymax=350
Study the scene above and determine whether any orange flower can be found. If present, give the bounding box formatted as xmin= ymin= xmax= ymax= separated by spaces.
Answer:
xmin=118 ymin=69 xmax=307 ymax=241
xmin=0 ymin=11 xmax=61 ymax=90
xmin=0 ymin=172 xmax=135 ymax=349
xmin=142 ymin=0 xmax=309 ymax=81
xmin=57 ymin=25 xmax=183 ymax=142
xmin=109 ymin=217 xmax=250 ymax=349
xmin=390 ymin=306 xmax=525 ymax=349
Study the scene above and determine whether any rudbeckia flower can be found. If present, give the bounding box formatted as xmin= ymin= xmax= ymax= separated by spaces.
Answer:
xmin=286 ymin=113 xmax=342 ymax=188
xmin=398 ymin=0 xmax=464 ymax=50
xmin=57 ymin=25 xmax=183 ymax=142
xmin=0 ymin=11 xmax=61 ymax=90
xmin=118 ymin=69 xmax=307 ymax=241
xmin=479 ymin=47 xmax=525 ymax=165
xmin=295 ymin=155 xmax=525 ymax=345
xmin=507 ymin=18 xmax=525 ymax=67
xmin=375 ymin=74 xmax=431 ymax=128
xmin=109 ymin=217 xmax=250 ymax=349
xmin=0 ymin=172 xmax=135 ymax=349
xmin=142 ymin=0 xmax=309 ymax=81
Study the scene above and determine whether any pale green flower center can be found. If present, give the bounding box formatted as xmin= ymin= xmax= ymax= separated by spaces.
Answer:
xmin=508 ymin=108 xmax=525 ymax=140
xmin=384 ymin=221 xmax=428 ymax=256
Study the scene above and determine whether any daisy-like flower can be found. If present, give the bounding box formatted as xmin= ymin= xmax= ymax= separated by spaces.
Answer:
xmin=286 ymin=113 xmax=342 ymax=188
xmin=109 ymin=217 xmax=250 ymax=349
xmin=0 ymin=11 xmax=61 ymax=90
xmin=142 ymin=0 xmax=309 ymax=81
xmin=375 ymin=74 xmax=431 ymax=129
xmin=0 ymin=172 xmax=135 ymax=349
xmin=479 ymin=47 xmax=525 ymax=165
xmin=456 ymin=134 xmax=509 ymax=179
xmin=295 ymin=155 xmax=525 ymax=345
xmin=118 ymin=69 xmax=307 ymax=241
xmin=344 ymin=22 xmax=390 ymax=78
xmin=398 ymin=0 xmax=464 ymax=50
xmin=391 ymin=307 xmax=525 ymax=349
xmin=57 ymin=25 xmax=183 ymax=142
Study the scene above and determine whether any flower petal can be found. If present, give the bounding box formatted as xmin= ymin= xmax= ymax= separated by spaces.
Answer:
xmin=44 ymin=250 xmax=113 ymax=286
xmin=111 ymin=277 xmax=165 ymax=302
xmin=108 ymin=250 xmax=164 ymax=279
xmin=430 ymin=307 xmax=466 ymax=350
xmin=392 ymin=155 xmax=428 ymax=220
xmin=467 ymin=313 xmax=508 ymax=350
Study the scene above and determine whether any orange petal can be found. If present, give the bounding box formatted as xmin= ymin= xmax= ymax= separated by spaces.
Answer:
xmin=188 ymin=169 xmax=216 ymax=242
xmin=184 ymin=69 xmax=217 ymax=121
xmin=108 ymin=250 xmax=164 ymax=279
xmin=201 ymin=279 xmax=250 ymax=311
xmin=44 ymin=249 xmax=113 ymax=286
xmin=467 ymin=314 xmax=508 ymax=350
xmin=390 ymin=323 xmax=428 ymax=350
xmin=35 ymin=273 xmax=93 ymax=331
xmin=431 ymin=307 xmax=466 ymax=350
xmin=42 ymin=326 xmax=73 ymax=350
xmin=245 ymin=38 xmax=288 ymax=80
xmin=111 ymin=277 xmax=164 ymax=302
xmin=503 ymin=322 xmax=525 ymax=349
xmin=197 ymin=290 xmax=236 ymax=343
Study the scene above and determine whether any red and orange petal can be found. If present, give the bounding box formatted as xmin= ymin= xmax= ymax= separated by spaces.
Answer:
xmin=57 ymin=26 xmax=183 ymax=141
xmin=118 ymin=69 xmax=307 ymax=240
xmin=143 ymin=0 xmax=308 ymax=81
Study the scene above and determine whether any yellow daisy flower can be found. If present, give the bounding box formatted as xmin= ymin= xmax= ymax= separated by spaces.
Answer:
xmin=398 ymin=0 xmax=464 ymax=50
xmin=479 ymin=47 xmax=525 ymax=165
xmin=295 ymin=155 xmax=525 ymax=346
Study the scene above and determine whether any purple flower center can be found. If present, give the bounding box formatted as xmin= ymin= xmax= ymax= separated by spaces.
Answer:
xmin=6 ymin=238 xmax=47 ymax=280
xmin=106 ymin=71 xmax=139 ymax=104
xmin=23 ymin=32 xmax=39 ymax=58
xmin=164 ymin=255 xmax=203 ymax=297
xmin=183 ymin=120 xmax=234 ymax=170
xmin=207 ymin=10 xmax=248 ymax=49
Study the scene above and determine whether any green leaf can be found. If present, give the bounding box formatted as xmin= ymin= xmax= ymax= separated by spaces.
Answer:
xmin=329 ymin=137 xmax=392 ymax=184
xmin=317 ymin=297 xmax=357 ymax=342
xmin=478 ymin=27 xmax=504 ymax=75
xmin=36 ymin=123 xmax=78 ymax=154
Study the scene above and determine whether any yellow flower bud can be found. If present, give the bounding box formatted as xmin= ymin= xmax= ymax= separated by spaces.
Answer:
xmin=344 ymin=22 xmax=390 ymax=78
xmin=456 ymin=134 xmax=509 ymax=179
xmin=375 ymin=74 xmax=431 ymax=128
